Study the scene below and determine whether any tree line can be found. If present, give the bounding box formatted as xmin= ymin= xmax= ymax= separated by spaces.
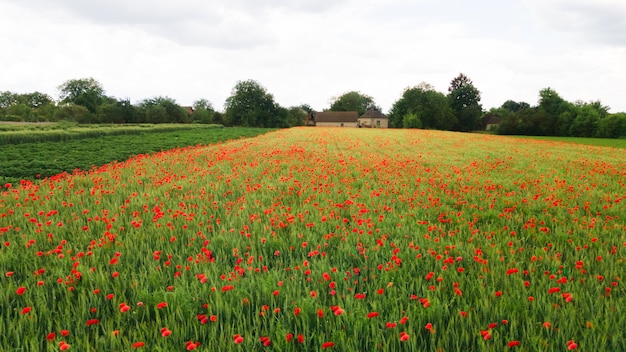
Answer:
xmin=0 ymin=78 xmax=310 ymax=128
xmin=2 ymin=75 xmax=625 ymax=138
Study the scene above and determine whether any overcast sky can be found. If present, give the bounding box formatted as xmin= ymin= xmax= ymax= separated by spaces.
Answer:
xmin=1 ymin=0 xmax=625 ymax=113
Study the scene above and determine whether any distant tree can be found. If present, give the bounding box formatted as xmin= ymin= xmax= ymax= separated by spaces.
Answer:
xmin=191 ymin=99 xmax=216 ymax=124
xmin=0 ymin=91 xmax=56 ymax=121
xmin=54 ymin=104 xmax=91 ymax=123
xmin=402 ymin=112 xmax=422 ymax=128
xmin=58 ymin=78 xmax=105 ymax=114
xmin=20 ymin=92 xmax=54 ymax=109
xmin=595 ymin=113 xmax=626 ymax=138
xmin=329 ymin=91 xmax=379 ymax=116
xmin=0 ymin=91 xmax=18 ymax=109
xmin=299 ymin=104 xmax=314 ymax=114
xmin=570 ymin=104 xmax=600 ymax=137
xmin=97 ymin=98 xmax=137 ymax=124
xmin=286 ymin=106 xmax=308 ymax=127
xmin=138 ymin=97 xmax=188 ymax=123
xmin=389 ymin=83 xmax=456 ymax=129
xmin=447 ymin=73 xmax=482 ymax=131
xmin=224 ymin=80 xmax=283 ymax=127
xmin=501 ymin=100 xmax=530 ymax=113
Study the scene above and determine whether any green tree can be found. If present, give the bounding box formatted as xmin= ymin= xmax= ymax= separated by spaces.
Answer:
xmin=138 ymin=97 xmax=188 ymax=124
xmin=54 ymin=104 xmax=91 ymax=123
xmin=224 ymin=80 xmax=283 ymax=127
xmin=191 ymin=99 xmax=216 ymax=124
xmin=402 ymin=112 xmax=422 ymax=128
xmin=595 ymin=113 xmax=626 ymax=138
xmin=389 ymin=83 xmax=456 ymax=129
xmin=447 ymin=73 xmax=482 ymax=131
xmin=286 ymin=106 xmax=308 ymax=127
xmin=570 ymin=104 xmax=600 ymax=137
xmin=97 ymin=98 xmax=138 ymax=124
xmin=57 ymin=78 xmax=105 ymax=114
xmin=329 ymin=91 xmax=379 ymax=116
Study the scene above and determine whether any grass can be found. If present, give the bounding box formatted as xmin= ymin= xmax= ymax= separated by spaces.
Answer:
xmin=510 ymin=135 xmax=626 ymax=148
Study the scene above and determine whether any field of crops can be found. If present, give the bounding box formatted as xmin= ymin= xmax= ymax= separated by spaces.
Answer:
xmin=0 ymin=125 xmax=271 ymax=185
xmin=1 ymin=128 xmax=625 ymax=351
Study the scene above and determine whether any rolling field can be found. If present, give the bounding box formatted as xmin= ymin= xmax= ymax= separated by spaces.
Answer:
xmin=1 ymin=128 xmax=625 ymax=351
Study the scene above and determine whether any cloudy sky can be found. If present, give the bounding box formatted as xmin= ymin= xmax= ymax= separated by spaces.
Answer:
xmin=1 ymin=0 xmax=625 ymax=113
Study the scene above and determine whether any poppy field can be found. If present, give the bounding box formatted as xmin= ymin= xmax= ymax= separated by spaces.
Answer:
xmin=1 ymin=127 xmax=625 ymax=351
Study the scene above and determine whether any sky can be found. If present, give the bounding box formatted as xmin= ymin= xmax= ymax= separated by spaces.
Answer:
xmin=1 ymin=0 xmax=626 ymax=113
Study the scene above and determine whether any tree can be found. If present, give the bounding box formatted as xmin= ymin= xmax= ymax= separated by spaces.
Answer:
xmin=286 ymin=106 xmax=308 ymax=127
xmin=596 ymin=113 xmax=626 ymax=138
xmin=224 ymin=80 xmax=284 ymax=127
xmin=58 ymin=78 xmax=106 ymax=114
xmin=97 ymin=98 xmax=137 ymax=124
xmin=389 ymin=83 xmax=456 ymax=129
xmin=402 ymin=112 xmax=422 ymax=128
xmin=329 ymin=91 xmax=379 ymax=116
xmin=54 ymin=104 xmax=91 ymax=123
xmin=447 ymin=73 xmax=482 ymax=131
xmin=191 ymin=99 xmax=216 ymax=124
xmin=137 ymin=97 xmax=188 ymax=124
xmin=570 ymin=104 xmax=600 ymax=137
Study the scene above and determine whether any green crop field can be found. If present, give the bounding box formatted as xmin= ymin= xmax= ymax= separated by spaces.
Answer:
xmin=511 ymin=135 xmax=626 ymax=149
xmin=0 ymin=124 xmax=272 ymax=185
xmin=1 ymin=127 xmax=625 ymax=351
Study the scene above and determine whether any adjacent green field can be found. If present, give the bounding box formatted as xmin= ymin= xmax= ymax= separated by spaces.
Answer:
xmin=0 ymin=128 xmax=625 ymax=351
xmin=511 ymin=135 xmax=626 ymax=149
xmin=0 ymin=125 xmax=272 ymax=185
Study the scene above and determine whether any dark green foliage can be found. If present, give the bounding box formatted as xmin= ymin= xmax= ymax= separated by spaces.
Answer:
xmin=329 ymin=91 xmax=379 ymax=116
xmin=389 ymin=83 xmax=456 ymax=129
xmin=448 ymin=73 xmax=482 ymax=131
xmin=595 ymin=113 xmax=626 ymax=138
xmin=224 ymin=80 xmax=284 ymax=127
xmin=402 ymin=112 xmax=422 ymax=128
xmin=57 ymin=77 xmax=105 ymax=114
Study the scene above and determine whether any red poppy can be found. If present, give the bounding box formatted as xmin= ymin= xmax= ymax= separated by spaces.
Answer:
xmin=322 ymin=341 xmax=335 ymax=348
xmin=132 ymin=341 xmax=145 ymax=349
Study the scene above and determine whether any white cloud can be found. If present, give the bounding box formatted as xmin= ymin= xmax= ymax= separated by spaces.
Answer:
xmin=1 ymin=0 xmax=626 ymax=113
xmin=522 ymin=0 xmax=626 ymax=46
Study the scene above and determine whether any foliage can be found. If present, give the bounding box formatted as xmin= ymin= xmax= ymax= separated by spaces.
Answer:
xmin=1 ymin=128 xmax=625 ymax=351
xmin=57 ymin=77 xmax=106 ymax=114
xmin=595 ymin=113 xmax=626 ymax=138
xmin=389 ymin=83 xmax=456 ymax=129
xmin=53 ymin=104 xmax=91 ymax=123
xmin=225 ymin=80 xmax=286 ymax=128
xmin=329 ymin=91 xmax=379 ymax=116
xmin=448 ymin=73 xmax=482 ymax=131
xmin=402 ymin=112 xmax=422 ymax=128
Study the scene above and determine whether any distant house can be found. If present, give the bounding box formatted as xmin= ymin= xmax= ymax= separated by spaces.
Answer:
xmin=482 ymin=114 xmax=501 ymax=131
xmin=310 ymin=111 xmax=359 ymax=127
xmin=182 ymin=106 xmax=194 ymax=115
xmin=358 ymin=110 xmax=389 ymax=128
xmin=308 ymin=110 xmax=389 ymax=128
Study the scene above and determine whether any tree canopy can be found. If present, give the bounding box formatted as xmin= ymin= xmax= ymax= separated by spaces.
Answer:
xmin=224 ymin=80 xmax=286 ymax=128
xmin=389 ymin=83 xmax=456 ymax=129
xmin=58 ymin=77 xmax=105 ymax=114
xmin=329 ymin=91 xmax=379 ymax=116
xmin=448 ymin=73 xmax=482 ymax=131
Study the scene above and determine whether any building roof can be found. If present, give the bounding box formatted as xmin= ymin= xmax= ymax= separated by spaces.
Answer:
xmin=314 ymin=111 xmax=359 ymax=123
xmin=359 ymin=110 xmax=388 ymax=119
xmin=482 ymin=114 xmax=501 ymax=125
